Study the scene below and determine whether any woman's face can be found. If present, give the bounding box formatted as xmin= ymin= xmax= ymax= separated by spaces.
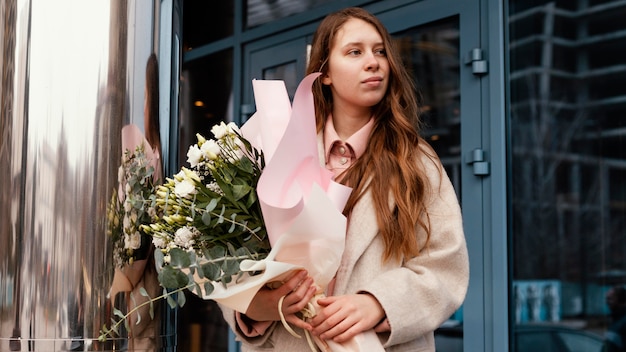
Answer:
xmin=322 ymin=18 xmax=389 ymax=117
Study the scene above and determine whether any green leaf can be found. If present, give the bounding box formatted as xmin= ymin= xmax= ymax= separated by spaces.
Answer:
xmin=222 ymin=258 xmax=240 ymax=276
xmin=169 ymin=247 xmax=192 ymax=268
xmin=201 ymin=262 xmax=221 ymax=280
xmin=206 ymin=197 xmax=219 ymax=212
xmin=166 ymin=293 xmax=178 ymax=309
xmin=228 ymin=213 xmax=237 ymax=233
xmin=158 ymin=266 xmax=189 ymax=289
xmin=237 ymin=157 xmax=254 ymax=173
xmin=204 ymin=281 xmax=215 ymax=296
xmin=139 ymin=287 xmax=149 ymax=298
xmin=231 ymin=184 xmax=251 ymax=200
xmin=201 ymin=210 xmax=212 ymax=225
xmin=113 ymin=308 xmax=125 ymax=319
xmin=177 ymin=290 xmax=187 ymax=307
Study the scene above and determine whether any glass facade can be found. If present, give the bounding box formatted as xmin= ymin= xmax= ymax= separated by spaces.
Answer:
xmin=246 ymin=0 xmax=334 ymax=28
xmin=508 ymin=0 xmax=626 ymax=349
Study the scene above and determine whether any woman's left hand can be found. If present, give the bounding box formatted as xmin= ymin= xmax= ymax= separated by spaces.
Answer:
xmin=309 ymin=293 xmax=385 ymax=343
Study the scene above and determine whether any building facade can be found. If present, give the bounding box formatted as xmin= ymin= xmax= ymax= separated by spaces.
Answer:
xmin=1 ymin=0 xmax=624 ymax=351
xmin=175 ymin=0 xmax=626 ymax=351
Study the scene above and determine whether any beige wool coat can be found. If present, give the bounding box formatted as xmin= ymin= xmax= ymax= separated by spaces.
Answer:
xmin=220 ymin=141 xmax=469 ymax=352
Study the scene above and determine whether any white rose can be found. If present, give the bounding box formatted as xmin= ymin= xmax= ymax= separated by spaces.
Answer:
xmin=186 ymin=144 xmax=203 ymax=167
xmin=226 ymin=122 xmax=240 ymax=134
xmin=174 ymin=179 xmax=196 ymax=198
xmin=211 ymin=122 xmax=229 ymax=139
xmin=200 ymin=139 xmax=221 ymax=160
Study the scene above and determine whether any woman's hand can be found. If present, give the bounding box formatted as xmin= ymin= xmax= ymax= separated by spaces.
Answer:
xmin=309 ymin=293 xmax=385 ymax=343
xmin=244 ymin=270 xmax=317 ymax=331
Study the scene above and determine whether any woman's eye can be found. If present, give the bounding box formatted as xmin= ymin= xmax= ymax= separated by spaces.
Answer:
xmin=375 ymin=48 xmax=386 ymax=56
xmin=348 ymin=49 xmax=361 ymax=56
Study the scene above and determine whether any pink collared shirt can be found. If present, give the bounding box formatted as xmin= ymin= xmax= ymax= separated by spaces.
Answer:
xmin=324 ymin=115 xmax=374 ymax=178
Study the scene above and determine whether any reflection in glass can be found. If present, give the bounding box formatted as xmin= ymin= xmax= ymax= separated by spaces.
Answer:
xmin=179 ymin=50 xmax=234 ymax=165
xmin=394 ymin=17 xmax=461 ymax=195
xmin=246 ymin=0 xmax=333 ymax=28
xmin=509 ymin=1 xmax=626 ymax=350
xmin=182 ymin=1 xmax=234 ymax=51
xmin=264 ymin=61 xmax=298 ymax=100
xmin=177 ymin=49 xmax=234 ymax=352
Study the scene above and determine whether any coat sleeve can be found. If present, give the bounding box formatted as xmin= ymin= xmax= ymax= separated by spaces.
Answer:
xmin=217 ymin=303 xmax=279 ymax=348
xmin=359 ymin=152 xmax=469 ymax=347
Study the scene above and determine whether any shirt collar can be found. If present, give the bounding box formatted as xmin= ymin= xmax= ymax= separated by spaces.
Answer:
xmin=323 ymin=115 xmax=374 ymax=161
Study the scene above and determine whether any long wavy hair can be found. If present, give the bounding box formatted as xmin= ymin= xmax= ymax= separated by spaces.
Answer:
xmin=145 ymin=53 xmax=161 ymax=156
xmin=306 ymin=7 xmax=437 ymax=263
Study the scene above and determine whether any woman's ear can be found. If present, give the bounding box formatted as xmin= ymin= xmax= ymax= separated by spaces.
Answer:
xmin=322 ymin=74 xmax=332 ymax=85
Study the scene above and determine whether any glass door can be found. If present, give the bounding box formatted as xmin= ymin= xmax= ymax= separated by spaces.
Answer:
xmin=241 ymin=1 xmax=494 ymax=351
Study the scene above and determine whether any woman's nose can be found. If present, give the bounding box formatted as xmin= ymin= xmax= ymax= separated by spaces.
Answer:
xmin=365 ymin=51 xmax=380 ymax=71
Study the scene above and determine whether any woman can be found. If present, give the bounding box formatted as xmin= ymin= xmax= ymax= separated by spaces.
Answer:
xmin=222 ymin=7 xmax=469 ymax=351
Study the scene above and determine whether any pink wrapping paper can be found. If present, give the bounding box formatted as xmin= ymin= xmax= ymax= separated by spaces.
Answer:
xmin=196 ymin=74 xmax=383 ymax=351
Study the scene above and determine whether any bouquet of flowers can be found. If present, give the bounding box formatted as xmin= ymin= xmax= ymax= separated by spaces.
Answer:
xmin=144 ymin=122 xmax=271 ymax=294
xmin=106 ymin=143 xmax=156 ymax=268
xmin=101 ymin=74 xmax=384 ymax=351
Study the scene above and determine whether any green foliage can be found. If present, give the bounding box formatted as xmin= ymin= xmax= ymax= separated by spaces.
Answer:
xmin=99 ymin=122 xmax=271 ymax=343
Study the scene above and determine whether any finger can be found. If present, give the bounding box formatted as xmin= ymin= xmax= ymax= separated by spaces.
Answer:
xmin=278 ymin=270 xmax=306 ymax=292
xmin=286 ymin=314 xmax=313 ymax=331
xmin=283 ymin=284 xmax=316 ymax=315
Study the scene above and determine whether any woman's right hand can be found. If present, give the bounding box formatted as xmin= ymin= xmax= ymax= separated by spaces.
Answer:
xmin=244 ymin=270 xmax=317 ymax=331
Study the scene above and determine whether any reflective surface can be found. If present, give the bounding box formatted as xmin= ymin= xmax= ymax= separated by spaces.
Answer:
xmin=509 ymin=0 xmax=626 ymax=349
xmin=0 ymin=1 xmax=174 ymax=350
xmin=395 ymin=17 xmax=461 ymax=195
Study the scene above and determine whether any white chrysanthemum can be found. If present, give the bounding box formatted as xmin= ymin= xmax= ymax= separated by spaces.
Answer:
xmin=174 ymin=179 xmax=197 ymax=198
xmin=173 ymin=226 xmax=196 ymax=248
xmin=186 ymin=144 xmax=203 ymax=167
xmin=152 ymin=236 xmax=167 ymax=249
xmin=200 ymin=139 xmax=221 ymax=160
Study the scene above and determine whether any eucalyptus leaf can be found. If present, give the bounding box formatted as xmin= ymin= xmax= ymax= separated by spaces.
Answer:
xmin=166 ymin=293 xmax=177 ymax=309
xmin=201 ymin=262 xmax=221 ymax=280
xmin=177 ymin=290 xmax=187 ymax=307
xmin=169 ymin=247 xmax=192 ymax=268
xmin=158 ymin=266 xmax=189 ymax=289
xmin=201 ymin=210 xmax=211 ymax=225
xmin=222 ymin=259 xmax=240 ymax=276
xmin=204 ymin=281 xmax=215 ymax=296
xmin=206 ymin=197 xmax=218 ymax=212
xmin=113 ymin=308 xmax=125 ymax=319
